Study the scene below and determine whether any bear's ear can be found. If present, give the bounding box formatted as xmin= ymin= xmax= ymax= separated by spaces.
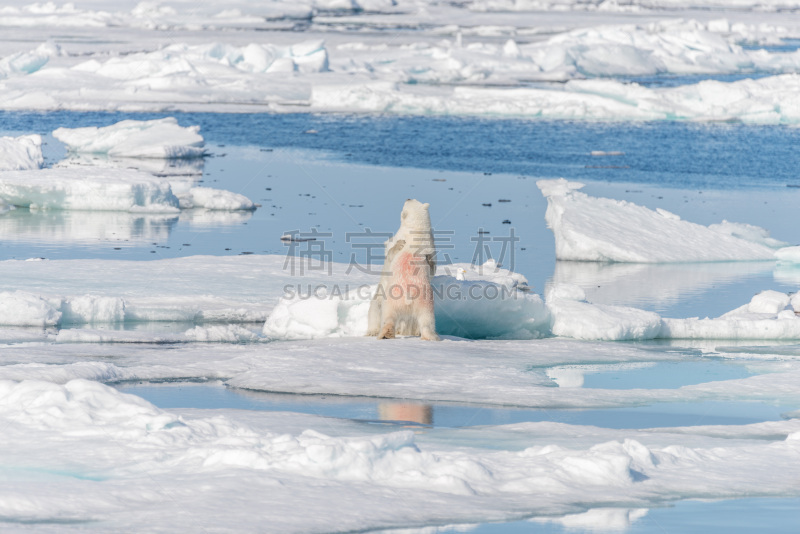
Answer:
xmin=422 ymin=203 xmax=430 ymax=209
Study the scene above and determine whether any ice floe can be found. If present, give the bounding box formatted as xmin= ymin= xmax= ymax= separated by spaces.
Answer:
xmin=0 ymin=134 xmax=43 ymax=171
xmin=0 ymin=168 xmax=255 ymax=212
xmin=0 ymin=41 xmax=58 ymax=78
xmin=0 ymin=255 xmax=373 ymax=328
xmin=538 ymin=178 xmax=787 ymax=262
xmin=662 ymin=290 xmax=800 ymax=340
xmin=776 ymin=245 xmax=800 ymax=264
xmin=546 ymin=283 xmax=663 ymax=341
xmin=53 ymin=118 xmax=206 ymax=159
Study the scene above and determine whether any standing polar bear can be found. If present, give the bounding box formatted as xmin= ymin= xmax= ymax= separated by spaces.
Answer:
xmin=367 ymin=199 xmax=439 ymax=341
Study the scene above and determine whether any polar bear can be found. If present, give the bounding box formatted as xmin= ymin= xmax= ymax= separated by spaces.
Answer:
xmin=366 ymin=199 xmax=439 ymax=341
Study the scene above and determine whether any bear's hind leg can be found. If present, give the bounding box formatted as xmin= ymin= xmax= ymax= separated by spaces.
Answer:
xmin=417 ymin=298 xmax=439 ymax=341
xmin=420 ymin=326 xmax=440 ymax=341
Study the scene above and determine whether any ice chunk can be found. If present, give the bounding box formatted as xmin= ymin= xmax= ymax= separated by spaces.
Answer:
xmin=0 ymin=168 xmax=255 ymax=212
xmin=546 ymin=284 xmax=663 ymax=341
xmin=262 ymin=286 xmax=371 ymax=340
xmin=0 ymin=134 xmax=43 ymax=171
xmin=0 ymin=291 xmax=61 ymax=327
xmin=538 ymin=178 xmax=786 ymax=262
xmin=0 ymin=43 xmax=57 ymax=78
xmin=61 ymin=296 xmax=126 ymax=325
xmin=662 ymin=290 xmax=800 ymax=340
xmin=0 ymin=168 xmax=179 ymax=212
xmin=744 ymin=290 xmax=791 ymax=315
xmin=177 ymin=186 xmax=256 ymax=211
xmin=776 ymin=246 xmax=800 ymax=264
xmin=53 ymin=118 xmax=206 ymax=159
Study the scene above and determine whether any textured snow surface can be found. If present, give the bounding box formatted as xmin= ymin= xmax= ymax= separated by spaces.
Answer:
xmin=0 ymin=377 xmax=798 ymax=531
xmin=3 ymin=336 xmax=800 ymax=408
xmin=538 ymin=178 xmax=787 ymax=262
xmin=0 ymin=168 xmax=255 ymax=212
xmin=0 ymin=134 xmax=43 ymax=171
xmin=53 ymin=118 xmax=206 ymax=158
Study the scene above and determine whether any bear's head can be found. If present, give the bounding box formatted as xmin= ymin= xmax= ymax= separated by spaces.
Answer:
xmin=400 ymin=199 xmax=431 ymax=231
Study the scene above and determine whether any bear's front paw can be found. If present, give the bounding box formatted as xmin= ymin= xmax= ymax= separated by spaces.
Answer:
xmin=377 ymin=323 xmax=395 ymax=339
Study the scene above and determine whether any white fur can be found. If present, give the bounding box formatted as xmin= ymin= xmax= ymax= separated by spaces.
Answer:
xmin=367 ymin=199 xmax=439 ymax=341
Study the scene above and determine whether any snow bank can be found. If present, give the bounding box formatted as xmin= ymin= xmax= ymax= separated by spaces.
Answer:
xmin=262 ymin=262 xmax=550 ymax=340
xmin=0 ymin=168 xmax=255 ymax=212
xmin=53 ymin=118 xmax=206 ymax=159
xmin=662 ymin=290 xmax=800 ymax=340
xmin=0 ymin=134 xmax=43 ymax=170
xmin=538 ymin=178 xmax=786 ymax=262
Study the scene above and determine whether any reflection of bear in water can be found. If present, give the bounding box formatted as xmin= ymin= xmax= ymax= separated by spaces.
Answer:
xmin=367 ymin=199 xmax=439 ymax=341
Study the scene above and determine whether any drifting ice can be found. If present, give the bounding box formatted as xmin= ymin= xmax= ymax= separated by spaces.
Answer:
xmin=538 ymin=178 xmax=786 ymax=263
xmin=0 ymin=168 xmax=255 ymax=212
xmin=53 ymin=118 xmax=206 ymax=159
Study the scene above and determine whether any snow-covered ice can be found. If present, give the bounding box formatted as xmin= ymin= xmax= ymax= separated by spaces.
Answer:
xmin=1 ymin=8 xmax=800 ymax=120
xmin=0 ymin=134 xmax=43 ymax=171
xmin=538 ymin=178 xmax=787 ymax=262
xmin=53 ymin=118 xmax=206 ymax=159
xmin=662 ymin=290 xmax=800 ymax=340
xmin=1 ymin=377 xmax=798 ymax=531
xmin=0 ymin=168 xmax=255 ymax=212
xmin=776 ymin=245 xmax=800 ymax=264
xmin=546 ymin=283 xmax=663 ymax=341
xmin=0 ymin=255 xmax=372 ymax=327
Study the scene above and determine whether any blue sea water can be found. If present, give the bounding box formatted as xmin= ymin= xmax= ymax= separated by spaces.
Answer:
xmin=5 ymin=110 xmax=800 ymax=189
